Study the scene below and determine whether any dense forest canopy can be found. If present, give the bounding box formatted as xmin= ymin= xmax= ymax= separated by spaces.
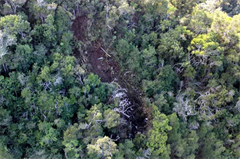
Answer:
xmin=1 ymin=0 xmax=240 ymax=158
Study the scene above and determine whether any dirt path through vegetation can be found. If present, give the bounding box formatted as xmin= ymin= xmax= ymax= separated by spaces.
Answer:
xmin=72 ymin=16 xmax=148 ymax=138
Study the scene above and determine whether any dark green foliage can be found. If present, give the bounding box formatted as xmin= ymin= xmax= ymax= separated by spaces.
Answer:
xmin=0 ymin=0 xmax=240 ymax=158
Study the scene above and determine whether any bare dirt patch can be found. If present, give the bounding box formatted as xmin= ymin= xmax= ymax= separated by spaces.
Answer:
xmin=71 ymin=16 xmax=88 ymax=42
xmin=87 ymin=42 xmax=120 ymax=82
xmin=71 ymin=15 xmax=120 ymax=82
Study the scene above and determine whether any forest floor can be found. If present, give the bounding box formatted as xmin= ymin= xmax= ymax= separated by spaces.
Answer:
xmin=71 ymin=16 xmax=149 ymax=139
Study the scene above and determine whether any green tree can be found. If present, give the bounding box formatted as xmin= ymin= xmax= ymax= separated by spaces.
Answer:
xmin=199 ymin=123 xmax=226 ymax=158
xmin=158 ymin=26 xmax=189 ymax=63
xmin=0 ymin=140 xmax=13 ymax=159
xmin=63 ymin=123 xmax=83 ymax=159
xmin=3 ymin=0 xmax=27 ymax=14
xmin=0 ymin=14 xmax=30 ymax=38
xmin=188 ymin=7 xmax=213 ymax=34
xmin=31 ymin=14 xmax=57 ymax=48
xmin=147 ymin=105 xmax=172 ymax=158
xmin=87 ymin=136 xmax=118 ymax=159
xmin=104 ymin=109 xmax=120 ymax=129
xmin=170 ymin=0 xmax=198 ymax=16
xmin=116 ymin=140 xmax=136 ymax=159
xmin=141 ymin=45 xmax=157 ymax=78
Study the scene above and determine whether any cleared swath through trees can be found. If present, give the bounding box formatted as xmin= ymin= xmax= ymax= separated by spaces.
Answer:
xmin=71 ymin=15 xmax=149 ymax=139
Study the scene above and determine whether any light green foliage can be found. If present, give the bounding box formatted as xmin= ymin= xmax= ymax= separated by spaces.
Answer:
xmin=87 ymin=136 xmax=118 ymax=159
xmin=147 ymin=105 xmax=172 ymax=157
xmin=82 ymin=104 xmax=105 ymax=144
xmin=86 ymin=104 xmax=103 ymax=125
xmin=0 ymin=15 xmax=30 ymax=61
xmin=63 ymin=123 xmax=82 ymax=159
xmin=189 ymin=32 xmax=224 ymax=72
xmin=38 ymin=122 xmax=58 ymax=146
xmin=188 ymin=7 xmax=213 ymax=34
xmin=0 ymin=14 xmax=30 ymax=37
xmin=211 ymin=10 xmax=233 ymax=42
xmin=198 ymin=0 xmax=221 ymax=13
xmin=211 ymin=10 xmax=240 ymax=48
xmin=104 ymin=109 xmax=120 ymax=129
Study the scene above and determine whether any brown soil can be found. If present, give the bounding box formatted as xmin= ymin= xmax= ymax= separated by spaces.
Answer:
xmin=71 ymin=15 xmax=120 ymax=82
xmin=87 ymin=43 xmax=121 ymax=82
xmin=71 ymin=16 xmax=88 ymax=42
